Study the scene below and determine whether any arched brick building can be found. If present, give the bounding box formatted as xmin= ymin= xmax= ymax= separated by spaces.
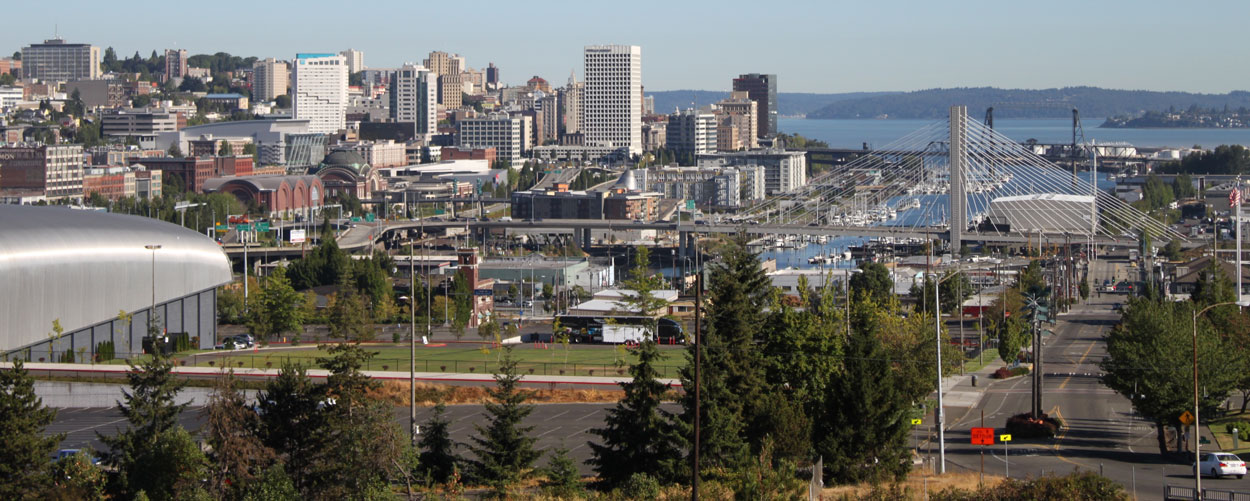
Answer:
xmin=308 ymin=150 xmax=385 ymax=200
xmin=202 ymin=175 xmax=325 ymax=217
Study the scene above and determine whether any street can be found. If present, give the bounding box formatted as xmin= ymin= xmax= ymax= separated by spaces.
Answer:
xmin=931 ymin=256 xmax=1250 ymax=498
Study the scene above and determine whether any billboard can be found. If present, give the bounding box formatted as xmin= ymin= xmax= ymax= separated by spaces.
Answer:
xmin=290 ymin=229 xmax=306 ymax=244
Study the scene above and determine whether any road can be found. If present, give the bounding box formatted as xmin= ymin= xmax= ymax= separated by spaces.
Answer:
xmin=47 ymin=402 xmax=675 ymax=475
xmin=932 ymin=256 xmax=1249 ymax=498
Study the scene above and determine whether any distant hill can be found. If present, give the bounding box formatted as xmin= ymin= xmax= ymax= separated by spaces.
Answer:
xmin=804 ymin=87 xmax=1250 ymax=120
xmin=647 ymin=90 xmax=896 ymax=117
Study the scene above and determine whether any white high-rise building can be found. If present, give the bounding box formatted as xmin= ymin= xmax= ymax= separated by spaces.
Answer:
xmin=340 ymin=49 xmax=364 ymax=74
xmin=252 ymin=58 xmax=290 ymax=102
xmin=390 ymin=64 xmax=436 ymax=135
xmin=582 ymin=45 xmax=642 ymax=156
xmin=292 ymin=53 xmax=348 ymax=134
xmin=458 ymin=112 xmax=523 ymax=164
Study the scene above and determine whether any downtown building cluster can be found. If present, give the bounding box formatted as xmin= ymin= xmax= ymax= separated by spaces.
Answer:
xmin=0 ymin=35 xmax=802 ymax=216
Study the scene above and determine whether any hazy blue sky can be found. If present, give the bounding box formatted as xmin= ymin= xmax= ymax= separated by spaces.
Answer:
xmin=11 ymin=0 xmax=1249 ymax=93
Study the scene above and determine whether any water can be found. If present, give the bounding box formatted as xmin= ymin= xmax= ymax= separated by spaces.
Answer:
xmin=780 ymin=117 xmax=1250 ymax=150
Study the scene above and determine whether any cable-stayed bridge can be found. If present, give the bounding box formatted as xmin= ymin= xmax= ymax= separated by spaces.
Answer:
xmin=743 ymin=106 xmax=1182 ymax=250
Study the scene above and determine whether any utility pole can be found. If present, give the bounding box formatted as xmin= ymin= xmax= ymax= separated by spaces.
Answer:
xmin=409 ymin=234 xmax=417 ymax=444
xmin=692 ymin=239 xmax=702 ymax=500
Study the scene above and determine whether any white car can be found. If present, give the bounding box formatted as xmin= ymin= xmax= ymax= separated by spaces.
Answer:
xmin=1197 ymin=452 xmax=1247 ymax=479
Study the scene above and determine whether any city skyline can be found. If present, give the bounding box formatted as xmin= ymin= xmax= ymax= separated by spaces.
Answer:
xmin=10 ymin=0 xmax=1250 ymax=94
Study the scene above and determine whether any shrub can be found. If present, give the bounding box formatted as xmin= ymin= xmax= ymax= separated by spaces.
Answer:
xmin=1005 ymin=412 xmax=1062 ymax=439
xmin=95 ymin=340 xmax=116 ymax=362
xmin=619 ymin=473 xmax=660 ymax=499
xmin=1225 ymin=421 xmax=1250 ymax=442
xmin=58 ymin=349 xmax=75 ymax=363
xmin=932 ymin=470 xmax=1129 ymax=500
xmin=993 ymin=366 xmax=1030 ymax=379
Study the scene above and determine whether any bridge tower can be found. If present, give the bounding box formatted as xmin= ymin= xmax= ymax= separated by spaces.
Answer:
xmin=949 ymin=106 xmax=968 ymax=256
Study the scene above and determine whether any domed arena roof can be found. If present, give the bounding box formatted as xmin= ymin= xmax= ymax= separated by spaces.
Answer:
xmin=311 ymin=150 xmax=369 ymax=175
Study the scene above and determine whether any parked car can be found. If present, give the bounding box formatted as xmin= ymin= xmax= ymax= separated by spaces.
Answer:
xmin=53 ymin=449 xmax=101 ymax=465
xmin=1197 ymin=452 xmax=1247 ymax=479
xmin=522 ymin=300 xmax=533 ymax=308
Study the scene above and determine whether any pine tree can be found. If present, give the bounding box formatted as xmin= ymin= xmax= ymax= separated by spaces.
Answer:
xmin=541 ymin=447 xmax=584 ymax=498
xmin=467 ymin=346 xmax=540 ymax=498
xmin=256 ymin=363 xmax=326 ymax=495
xmin=246 ymin=266 xmax=305 ymax=342
xmin=816 ymin=299 xmax=913 ymax=484
xmin=417 ymin=402 xmax=460 ymax=486
xmin=0 ymin=360 xmax=63 ymax=499
xmin=204 ymin=371 xmax=276 ymax=499
xmin=99 ymin=353 xmax=209 ymax=499
xmin=589 ymin=339 xmax=685 ymax=488
xmin=311 ymin=343 xmax=407 ymax=498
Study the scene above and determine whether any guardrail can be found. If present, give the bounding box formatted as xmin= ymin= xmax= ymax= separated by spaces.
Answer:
xmin=1166 ymin=485 xmax=1250 ymax=501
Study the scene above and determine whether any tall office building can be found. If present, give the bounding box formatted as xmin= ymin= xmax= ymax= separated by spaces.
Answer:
xmin=458 ymin=112 xmax=523 ymax=164
xmin=559 ymin=71 xmax=583 ymax=135
xmin=21 ymin=38 xmax=101 ymax=81
xmin=390 ymin=64 xmax=436 ymax=134
xmin=583 ymin=45 xmax=642 ymax=156
xmin=164 ymin=49 xmax=188 ymax=81
xmin=340 ymin=49 xmax=364 ymax=74
xmin=292 ymin=53 xmax=348 ymax=134
xmin=732 ymin=73 xmax=776 ymax=138
xmin=486 ymin=63 xmax=500 ymax=90
xmin=666 ymin=108 xmax=718 ymax=157
xmin=438 ymin=73 xmax=463 ymax=108
xmin=424 ymin=51 xmax=456 ymax=75
xmin=252 ymin=58 xmax=290 ymax=102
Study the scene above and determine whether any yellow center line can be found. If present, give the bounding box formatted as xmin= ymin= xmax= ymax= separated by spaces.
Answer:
xmin=1059 ymin=339 xmax=1098 ymax=390
xmin=1048 ymin=405 xmax=1093 ymax=468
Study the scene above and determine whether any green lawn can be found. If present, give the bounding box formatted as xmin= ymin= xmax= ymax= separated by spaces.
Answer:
xmin=963 ymin=352 xmax=1002 ymax=374
xmin=185 ymin=343 xmax=688 ymax=379
xmin=1208 ymin=410 xmax=1250 ymax=455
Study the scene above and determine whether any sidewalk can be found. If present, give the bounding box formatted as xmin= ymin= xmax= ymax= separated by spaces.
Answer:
xmin=940 ymin=358 xmax=1004 ymax=409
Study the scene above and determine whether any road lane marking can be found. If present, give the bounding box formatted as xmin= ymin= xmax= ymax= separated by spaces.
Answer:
xmin=64 ymin=417 xmax=127 ymax=435
xmin=1059 ymin=340 xmax=1098 ymax=390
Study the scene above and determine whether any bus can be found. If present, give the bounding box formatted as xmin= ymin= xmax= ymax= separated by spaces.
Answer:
xmin=555 ymin=314 xmax=685 ymax=345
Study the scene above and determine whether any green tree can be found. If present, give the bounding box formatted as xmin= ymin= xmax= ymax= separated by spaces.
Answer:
xmin=0 ymin=360 xmax=63 ymax=499
xmin=246 ymin=267 xmax=305 ymax=342
xmin=679 ymin=233 xmax=770 ymax=474
xmin=724 ymin=438 xmax=806 ymax=499
xmin=466 ymin=346 xmax=540 ymax=497
xmin=273 ymin=95 xmax=291 ymax=108
xmin=541 ymin=447 xmax=584 ymax=498
xmin=589 ymin=340 xmax=685 ymax=488
xmin=240 ymin=464 xmax=298 ymax=501
xmin=255 ymin=363 xmax=325 ymax=495
xmin=817 ymin=297 xmax=913 ymax=483
xmin=49 ymin=449 xmax=107 ymax=501
xmin=99 ymin=354 xmax=207 ymax=500
xmin=327 ymin=288 xmax=373 ymax=341
xmin=204 ymin=371 xmax=276 ymax=500
xmin=1102 ymin=297 xmax=1243 ymax=454
xmin=417 ymin=402 xmax=460 ymax=486
xmin=167 ymin=144 xmax=184 ymax=158
xmin=219 ymin=141 xmax=234 ymax=156
xmin=910 ymin=271 xmax=972 ymax=315
xmin=451 ymin=270 xmax=473 ymax=336
xmin=849 ymin=261 xmax=893 ymax=303
xmin=312 ymin=343 xmax=408 ymax=499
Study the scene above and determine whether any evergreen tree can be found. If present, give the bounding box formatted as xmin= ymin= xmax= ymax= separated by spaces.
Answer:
xmin=204 ymin=371 xmax=276 ymax=499
xmin=451 ymin=269 xmax=473 ymax=336
xmin=0 ymin=360 xmax=63 ymax=499
xmin=311 ymin=343 xmax=407 ymax=498
xmin=467 ymin=346 xmax=540 ymax=497
xmin=417 ymin=402 xmax=460 ymax=486
xmin=589 ymin=340 xmax=685 ymax=488
xmin=541 ymin=447 xmax=584 ymax=498
xmin=256 ymin=363 xmax=326 ymax=495
xmin=679 ymin=233 xmax=770 ymax=473
xmin=327 ymin=287 xmax=373 ymax=341
xmin=816 ymin=298 xmax=913 ymax=484
xmin=241 ymin=464 xmax=298 ymax=501
xmin=99 ymin=353 xmax=208 ymax=499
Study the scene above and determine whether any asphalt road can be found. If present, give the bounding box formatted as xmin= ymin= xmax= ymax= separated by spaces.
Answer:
xmin=931 ymin=257 xmax=1250 ymax=499
xmin=46 ymin=402 xmax=677 ymax=475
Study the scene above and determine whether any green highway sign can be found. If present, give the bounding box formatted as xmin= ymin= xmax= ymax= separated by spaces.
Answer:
xmin=365 ymin=213 xmax=376 ymax=222
xmin=686 ymin=200 xmax=696 ymax=210
xmin=256 ymin=222 xmax=270 ymax=232
xmin=215 ymin=223 xmax=229 ymax=232
xmin=235 ymin=224 xmax=252 ymax=232
xmin=351 ymin=216 xmax=362 ymax=222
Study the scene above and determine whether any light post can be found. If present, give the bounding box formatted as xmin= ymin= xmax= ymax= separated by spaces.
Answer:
xmin=1192 ymin=299 xmax=1250 ymax=496
xmin=145 ymin=244 xmax=162 ymax=349
xmin=932 ymin=268 xmax=964 ymax=474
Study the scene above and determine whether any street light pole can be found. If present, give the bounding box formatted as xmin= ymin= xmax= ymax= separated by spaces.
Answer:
xmin=145 ymin=244 xmax=162 ymax=348
xmin=1192 ymin=300 xmax=1249 ymax=496
xmin=410 ymin=235 xmax=417 ymax=445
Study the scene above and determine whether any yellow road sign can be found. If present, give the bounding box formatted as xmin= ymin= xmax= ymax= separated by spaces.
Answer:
xmin=911 ymin=418 xmax=922 ymax=425
xmin=999 ymin=434 xmax=1012 ymax=442
xmin=1180 ymin=411 xmax=1195 ymax=426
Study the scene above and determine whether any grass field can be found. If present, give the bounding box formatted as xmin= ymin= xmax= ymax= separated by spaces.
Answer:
xmin=186 ymin=343 xmax=688 ymax=378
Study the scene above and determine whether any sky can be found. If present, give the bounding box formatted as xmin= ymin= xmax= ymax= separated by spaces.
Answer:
xmin=10 ymin=0 xmax=1250 ymax=94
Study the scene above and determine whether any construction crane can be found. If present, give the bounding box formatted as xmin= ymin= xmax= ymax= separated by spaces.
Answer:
xmin=983 ymin=104 xmax=1088 ymax=183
